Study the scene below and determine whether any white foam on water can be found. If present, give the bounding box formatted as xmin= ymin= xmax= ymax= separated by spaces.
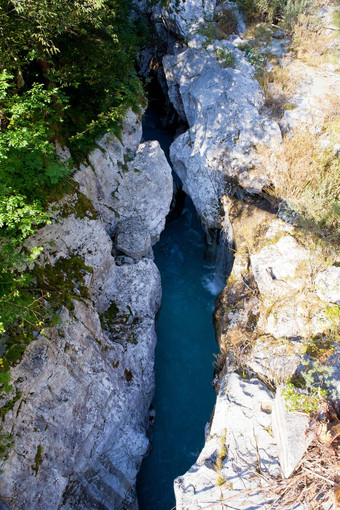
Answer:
xmin=202 ymin=272 xmax=225 ymax=296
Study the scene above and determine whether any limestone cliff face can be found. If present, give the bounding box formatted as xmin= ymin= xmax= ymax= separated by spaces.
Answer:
xmin=163 ymin=35 xmax=281 ymax=230
xmin=0 ymin=111 xmax=173 ymax=509
xmin=162 ymin=2 xmax=340 ymax=508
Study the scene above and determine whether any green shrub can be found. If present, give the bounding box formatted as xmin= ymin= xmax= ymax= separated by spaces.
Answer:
xmin=215 ymin=48 xmax=237 ymax=68
xmin=197 ymin=22 xmax=218 ymax=44
xmin=235 ymin=0 xmax=286 ymax=23
xmin=282 ymin=0 xmax=312 ymax=30
xmin=0 ymin=0 xmax=146 ymax=390
xmin=283 ymin=353 xmax=336 ymax=415
xmin=282 ymin=383 xmax=326 ymax=414
xmin=239 ymin=44 xmax=267 ymax=71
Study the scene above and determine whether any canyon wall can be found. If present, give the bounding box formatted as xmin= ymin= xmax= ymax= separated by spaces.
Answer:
xmin=161 ymin=2 xmax=340 ymax=508
xmin=0 ymin=112 xmax=173 ymax=510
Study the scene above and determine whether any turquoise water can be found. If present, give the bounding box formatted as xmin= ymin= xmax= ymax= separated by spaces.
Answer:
xmin=137 ymin=195 xmax=223 ymax=510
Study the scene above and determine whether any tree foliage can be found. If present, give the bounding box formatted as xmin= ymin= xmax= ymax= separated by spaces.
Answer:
xmin=0 ymin=0 xmax=146 ymax=387
xmin=235 ymin=0 xmax=286 ymax=23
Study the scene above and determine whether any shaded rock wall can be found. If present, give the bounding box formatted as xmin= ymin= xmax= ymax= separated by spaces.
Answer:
xmin=0 ymin=112 xmax=173 ymax=509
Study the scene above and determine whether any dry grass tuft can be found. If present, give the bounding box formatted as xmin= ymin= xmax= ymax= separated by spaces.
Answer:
xmin=291 ymin=12 xmax=340 ymax=68
xmin=259 ymin=62 xmax=300 ymax=120
xmin=269 ymin=439 xmax=340 ymax=508
xmin=259 ymin=124 xmax=340 ymax=243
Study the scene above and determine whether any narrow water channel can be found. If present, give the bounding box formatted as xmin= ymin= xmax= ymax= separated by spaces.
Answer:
xmin=137 ymin=106 xmax=226 ymax=509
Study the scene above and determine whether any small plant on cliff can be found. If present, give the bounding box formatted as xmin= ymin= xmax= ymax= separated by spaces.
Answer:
xmin=282 ymin=353 xmax=336 ymax=415
xmin=100 ymin=303 xmax=140 ymax=345
xmin=215 ymin=48 xmax=237 ymax=68
xmin=32 ymin=445 xmax=44 ymax=476
xmin=215 ymin=429 xmax=228 ymax=485
xmin=282 ymin=383 xmax=327 ymax=414
xmin=235 ymin=0 xmax=286 ymax=23
xmin=0 ymin=255 xmax=93 ymax=398
xmin=239 ymin=43 xmax=267 ymax=72
xmin=0 ymin=433 xmax=13 ymax=461
xmin=198 ymin=21 xmax=219 ymax=44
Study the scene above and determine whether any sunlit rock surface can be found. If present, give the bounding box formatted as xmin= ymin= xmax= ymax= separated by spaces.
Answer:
xmin=175 ymin=372 xmax=280 ymax=509
xmin=0 ymin=111 xmax=172 ymax=509
xmin=164 ymin=36 xmax=281 ymax=229
xmin=176 ymin=198 xmax=339 ymax=509
xmin=315 ymin=266 xmax=340 ymax=305
xmin=155 ymin=0 xmax=215 ymax=38
xmin=73 ymin=112 xmax=173 ymax=240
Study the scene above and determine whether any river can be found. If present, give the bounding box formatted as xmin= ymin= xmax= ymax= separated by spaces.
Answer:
xmin=137 ymin=106 xmax=226 ymax=509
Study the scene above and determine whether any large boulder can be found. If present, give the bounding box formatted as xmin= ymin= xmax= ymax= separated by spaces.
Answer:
xmin=0 ymin=280 xmax=160 ymax=510
xmin=155 ymin=0 xmax=216 ymax=38
xmin=114 ymin=218 xmax=151 ymax=259
xmin=110 ymin=140 xmax=173 ymax=243
xmin=315 ymin=266 xmax=340 ymax=305
xmin=74 ymin=112 xmax=173 ymax=240
xmin=164 ymin=38 xmax=281 ymax=229
xmin=272 ymin=390 xmax=314 ymax=479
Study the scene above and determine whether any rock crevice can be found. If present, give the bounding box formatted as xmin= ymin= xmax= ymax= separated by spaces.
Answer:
xmin=0 ymin=111 xmax=173 ymax=510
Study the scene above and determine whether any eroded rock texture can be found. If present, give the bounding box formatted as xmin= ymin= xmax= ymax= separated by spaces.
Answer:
xmin=162 ymin=2 xmax=339 ymax=508
xmin=0 ymin=111 xmax=173 ymax=510
xmin=164 ymin=36 xmax=281 ymax=229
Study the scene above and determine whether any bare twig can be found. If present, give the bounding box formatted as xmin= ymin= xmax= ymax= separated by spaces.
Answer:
xmin=302 ymin=466 xmax=335 ymax=486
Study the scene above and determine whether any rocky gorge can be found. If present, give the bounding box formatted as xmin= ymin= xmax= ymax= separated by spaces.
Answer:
xmin=0 ymin=0 xmax=339 ymax=509
xmin=159 ymin=1 xmax=340 ymax=508
xmin=0 ymin=111 xmax=173 ymax=509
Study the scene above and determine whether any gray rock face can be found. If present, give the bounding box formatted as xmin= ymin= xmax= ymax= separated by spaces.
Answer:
xmin=26 ymin=216 xmax=113 ymax=279
xmin=272 ymin=390 xmax=314 ymax=479
xmin=164 ymin=38 xmax=281 ymax=228
xmin=281 ymin=63 xmax=340 ymax=133
xmin=156 ymin=0 xmax=216 ymax=38
xmin=74 ymin=113 xmax=173 ymax=240
xmin=247 ymin=336 xmax=303 ymax=386
xmin=73 ymin=111 xmax=142 ymax=235
xmin=114 ymin=219 xmax=151 ymax=259
xmin=110 ymin=140 xmax=173 ymax=243
xmin=0 ymin=111 xmax=172 ymax=509
xmin=0 ymin=292 xmax=159 ymax=510
xmin=250 ymin=235 xmax=332 ymax=341
xmin=175 ymin=373 xmax=280 ymax=509
xmin=315 ymin=266 xmax=340 ymax=305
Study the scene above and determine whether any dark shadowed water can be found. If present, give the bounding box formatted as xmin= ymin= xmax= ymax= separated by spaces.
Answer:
xmin=137 ymin=196 xmax=222 ymax=510
xmin=136 ymin=106 xmax=226 ymax=510
xmin=137 ymin=104 xmax=225 ymax=510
